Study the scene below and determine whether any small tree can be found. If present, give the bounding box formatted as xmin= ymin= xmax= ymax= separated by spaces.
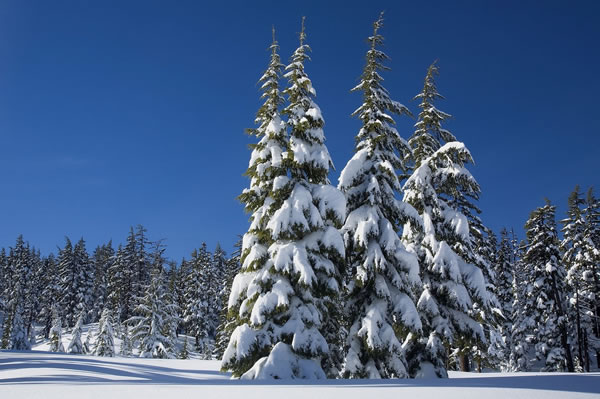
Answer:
xmin=67 ymin=309 xmax=85 ymax=354
xmin=94 ymin=306 xmax=115 ymax=357
xmin=49 ymin=304 xmax=65 ymax=353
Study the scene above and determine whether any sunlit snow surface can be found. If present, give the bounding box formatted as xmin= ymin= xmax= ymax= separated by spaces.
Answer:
xmin=1 ymin=350 xmax=599 ymax=399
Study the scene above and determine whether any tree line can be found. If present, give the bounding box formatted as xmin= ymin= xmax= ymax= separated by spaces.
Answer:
xmin=0 ymin=225 xmax=241 ymax=359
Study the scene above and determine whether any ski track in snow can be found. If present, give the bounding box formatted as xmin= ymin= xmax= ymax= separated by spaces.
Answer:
xmin=1 ymin=351 xmax=600 ymax=399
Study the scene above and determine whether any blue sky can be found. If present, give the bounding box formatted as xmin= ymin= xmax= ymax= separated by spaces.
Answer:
xmin=0 ymin=0 xmax=598 ymax=260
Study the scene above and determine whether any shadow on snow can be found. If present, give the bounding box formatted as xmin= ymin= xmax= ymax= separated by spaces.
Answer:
xmin=1 ymin=350 xmax=599 ymax=395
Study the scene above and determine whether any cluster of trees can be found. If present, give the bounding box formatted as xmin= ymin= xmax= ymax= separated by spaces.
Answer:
xmin=500 ymin=187 xmax=600 ymax=373
xmin=0 ymin=225 xmax=241 ymax=359
xmin=0 ymin=14 xmax=597 ymax=382
xmin=220 ymin=14 xmax=600 ymax=380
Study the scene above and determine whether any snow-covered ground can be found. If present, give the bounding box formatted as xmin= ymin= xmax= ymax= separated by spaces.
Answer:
xmin=1 ymin=350 xmax=599 ymax=399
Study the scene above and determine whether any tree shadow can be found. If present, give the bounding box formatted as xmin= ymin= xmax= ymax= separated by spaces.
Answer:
xmin=1 ymin=350 xmax=599 ymax=395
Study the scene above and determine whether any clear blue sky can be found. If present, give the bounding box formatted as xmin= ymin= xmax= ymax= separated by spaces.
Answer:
xmin=1 ymin=0 xmax=598 ymax=260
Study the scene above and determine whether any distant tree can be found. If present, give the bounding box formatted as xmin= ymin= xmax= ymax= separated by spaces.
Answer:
xmin=523 ymin=201 xmax=574 ymax=372
xmin=68 ymin=309 xmax=85 ymax=354
xmin=49 ymin=304 xmax=65 ymax=353
xmin=128 ymin=248 xmax=179 ymax=359
xmin=94 ymin=305 xmax=115 ymax=357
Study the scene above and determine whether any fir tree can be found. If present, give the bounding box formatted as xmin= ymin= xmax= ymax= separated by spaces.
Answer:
xmin=94 ymin=305 xmax=115 ymax=357
xmin=38 ymin=254 xmax=59 ymax=338
xmin=214 ymin=237 xmax=242 ymax=359
xmin=494 ymin=228 xmax=516 ymax=369
xmin=91 ymin=242 xmax=114 ymax=322
xmin=49 ymin=304 xmax=65 ymax=353
xmin=223 ymin=20 xmax=345 ymax=379
xmin=128 ymin=248 xmax=179 ymax=359
xmin=120 ymin=325 xmax=133 ymax=357
xmin=68 ymin=309 xmax=85 ymax=354
xmin=182 ymin=244 xmax=212 ymax=349
xmin=57 ymin=237 xmax=77 ymax=326
xmin=562 ymin=186 xmax=600 ymax=371
xmin=402 ymin=62 xmax=492 ymax=377
xmin=337 ymin=13 xmax=420 ymax=379
xmin=523 ymin=201 xmax=574 ymax=372
xmin=508 ymin=240 xmax=532 ymax=371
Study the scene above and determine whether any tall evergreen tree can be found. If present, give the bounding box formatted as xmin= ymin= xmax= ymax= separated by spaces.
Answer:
xmin=337 ymin=13 xmax=420 ymax=379
xmin=523 ymin=201 xmax=574 ymax=372
xmin=401 ymin=62 xmax=492 ymax=377
xmin=223 ymin=20 xmax=345 ymax=379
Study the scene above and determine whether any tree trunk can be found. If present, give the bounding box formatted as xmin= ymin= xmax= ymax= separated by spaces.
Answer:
xmin=459 ymin=352 xmax=470 ymax=372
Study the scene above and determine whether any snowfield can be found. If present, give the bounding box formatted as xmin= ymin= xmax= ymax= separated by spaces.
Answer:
xmin=1 ymin=350 xmax=599 ymax=399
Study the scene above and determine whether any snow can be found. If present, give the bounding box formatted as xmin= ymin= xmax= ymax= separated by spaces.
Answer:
xmin=1 ymin=350 xmax=599 ymax=399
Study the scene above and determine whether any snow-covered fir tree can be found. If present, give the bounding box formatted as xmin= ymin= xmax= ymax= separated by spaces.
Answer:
xmin=337 ymin=13 xmax=421 ymax=379
xmin=49 ymin=304 xmax=64 ymax=353
xmin=1 ymin=236 xmax=33 ymax=350
xmin=57 ymin=237 xmax=77 ymax=326
xmin=178 ymin=336 xmax=190 ymax=359
xmin=561 ymin=186 xmax=600 ymax=371
xmin=494 ymin=228 xmax=516 ymax=369
xmin=523 ymin=200 xmax=574 ymax=372
xmin=220 ymin=26 xmax=287 ymax=375
xmin=401 ymin=61 xmax=492 ymax=377
xmin=128 ymin=248 xmax=180 ymax=359
xmin=120 ymin=325 xmax=133 ymax=357
xmin=91 ymin=242 xmax=114 ymax=322
xmin=73 ymin=238 xmax=94 ymax=323
xmin=37 ymin=254 xmax=59 ymax=338
xmin=223 ymin=21 xmax=345 ymax=379
xmin=582 ymin=189 xmax=600 ymax=369
xmin=215 ymin=237 xmax=242 ymax=359
xmin=508 ymin=240 xmax=532 ymax=371
xmin=68 ymin=308 xmax=85 ymax=354
xmin=182 ymin=244 xmax=212 ymax=350
xmin=94 ymin=305 xmax=115 ymax=357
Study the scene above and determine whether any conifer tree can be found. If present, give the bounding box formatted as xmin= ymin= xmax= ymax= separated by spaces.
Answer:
xmin=178 ymin=336 xmax=190 ymax=359
xmin=223 ymin=20 xmax=345 ymax=379
xmin=337 ymin=13 xmax=420 ymax=379
xmin=49 ymin=304 xmax=65 ymax=353
xmin=401 ymin=62 xmax=492 ymax=377
xmin=128 ymin=249 xmax=179 ymax=359
xmin=57 ymin=237 xmax=77 ymax=326
xmin=94 ymin=305 xmax=115 ymax=357
xmin=83 ymin=330 xmax=92 ymax=354
xmin=523 ymin=201 xmax=574 ymax=371
xmin=120 ymin=325 xmax=133 ymax=357
xmin=561 ymin=186 xmax=600 ymax=370
xmin=494 ymin=228 xmax=515 ymax=368
xmin=583 ymin=189 xmax=600 ymax=368
xmin=182 ymin=244 xmax=212 ymax=349
xmin=68 ymin=309 xmax=85 ymax=354
xmin=508 ymin=240 xmax=532 ymax=371
xmin=215 ymin=237 xmax=242 ymax=359
xmin=91 ymin=242 xmax=114 ymax=322
xmin=38 ymin=254 xmax=59 ymax=338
